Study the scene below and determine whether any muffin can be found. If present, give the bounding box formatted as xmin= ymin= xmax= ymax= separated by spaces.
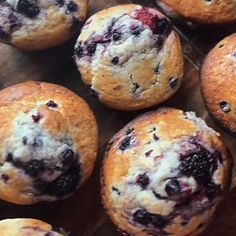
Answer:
xmin=0 ymin=0 xmax=88 ymax=50
xmin=159 ymin=0 xmax=236 ymax=24
xmin=0 ymin=81 xmax=98 ymax=205
xmin=0 ymin=218 xmax=65 ymax=235
xmin=201 ymin=33 xmax=236 ymax=135
xmin=102 ymin=108 xmax=232 ymax=236
xmin=74 ymin=4 xmax=184 ymax=111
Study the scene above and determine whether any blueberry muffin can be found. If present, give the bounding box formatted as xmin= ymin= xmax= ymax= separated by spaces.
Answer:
xmin=0 ymin=218 xmax=65 ymax=235
xmin=201 ymin=34 xmax=236 ymax=135
xmin=0 ymin=81 xmax=98 ymax=205
xmin=159 ymin=0 xmax=236 ymax=24
xmin=74 ymin=4 xmax=184 ymax=111
xmin=0 ymin=0 xmax=88 ymax=50
xmin=102 ymin=108 xmax=232 ymax=236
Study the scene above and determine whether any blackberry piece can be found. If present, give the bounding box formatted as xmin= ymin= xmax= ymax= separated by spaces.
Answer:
xmin=136 ymin=173 xmax=149 ymax=189
xmin=205 ymin=182 xmax=221 ymax=200
xmin=179 ymin=147 xmax=218 ymax=184
xmin=165 ymin=179 xmax=180 ymax=196
xmin=17 ymin=0 xmax=40 ymax=18
xmin=60 ymin=149 xmax=75 ymax=166
xmin=119 ymin=136 xmax=132 ymax=151
xmin=133 ymin=209 xmax=168 ymax=228
xmin=25 ymin=160 xmax=44 ymax=177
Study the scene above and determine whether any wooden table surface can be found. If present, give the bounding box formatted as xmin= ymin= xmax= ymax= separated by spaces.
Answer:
xmin=0 ymin=0 xmax=235 ymax=235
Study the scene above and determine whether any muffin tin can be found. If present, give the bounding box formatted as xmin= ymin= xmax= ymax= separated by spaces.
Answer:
xmin=0 ymin=0 xmax=236 ymax=235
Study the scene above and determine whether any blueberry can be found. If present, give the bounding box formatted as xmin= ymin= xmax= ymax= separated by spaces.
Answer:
xmin=113 ymin=30 xmax=122 ymax=41
xmin=32 ymin=113 xmax=42 ymax=123
xmin=145 ymin=150 xmax=153 ymax=157
xmin=45 ymin=233 xmax=54 ymax=236
xmin=132 ymin=83 xmax=141 ymax=94
xmin=71 ymin=18 xmax=83 ymax=30
xmin=60 ymin=149 xmax=75 ymax=166
xmin=48 ymin=165 xmax=80 ymax=197
xmin=32 ymin=137 xmax=43 ymax=147
xmin=179 ymin=147 xmax=218 ymax=184
xmin=133 ymin=209 xmax=152 ymax=225
xmin=154 ymin=63 xmax=160 ymax=74
xmin=87 ymin=43 xmax=97 ymax=55
xmin=133 ymin=209 xmax=167 ymax=228
xmin=111 ymin=56 xmax=119 ymax=65
xmin=75 ymin=45 xmax=84 ymax=58
xmin=46 ymin=100 xmax=58 ymax=108
xmin=219 ymin=101 xmax=231 ymax=113
xmin=131 ymin=25 xmax=142 ymax=36
xmin=0 ymin=27 xmax=8 ymax=39
xmin=119 ymin=136 xmax=132 ymax=151
xmin=6 ymin=153 xmax=13 ymax=162
xmin=165 ymin=179 xmax=180 ymax=196
xmin=66 ymin=1 xmax=77 ymax=12
xmin=126 ymin=128 xmax=134 ymax=135
xmin=151 ymin=214 xmax=168 ymax=228
xmin=153 ymin=133 xmax=159 ymax=141
xmin=168 ymin=77 xmax=179 ymax=89
xmin=25 ymin=160 xmax=44 ymax=177
xmin=1 ymin=174 xmax=9 ymax=182
xmin=56 ymin=0 xmax=64 ymax=6
xmin=22 ymin=137 xmax=27 ymax=145
xmin=112 ymin=186 xmax=121 ymax=195
xmin=154 ymin=18 xmax=172 ymax=35
xmin=17 ymin=0 xmax=40 ymax=18
xmin=136 ymin=173 xmax=150 ymax=189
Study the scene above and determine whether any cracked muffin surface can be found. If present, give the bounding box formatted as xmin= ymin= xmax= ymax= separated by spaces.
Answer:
xmin=102 ymin=108 xmax=232 ymax=236
xmin=0 ymin=218 xmax=65 ymax=235
xmin=74 ymin=4 xmax=184 ymax=111
xmin=201 ymin=34 xmax=236 ymax=135
xmin=159 ymin=0 xmax=236 ymax=24
xmin=0 ymin=0 xmax=88 ymax=50
xmin=0 ymin=81 xmax=98 ymax=205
